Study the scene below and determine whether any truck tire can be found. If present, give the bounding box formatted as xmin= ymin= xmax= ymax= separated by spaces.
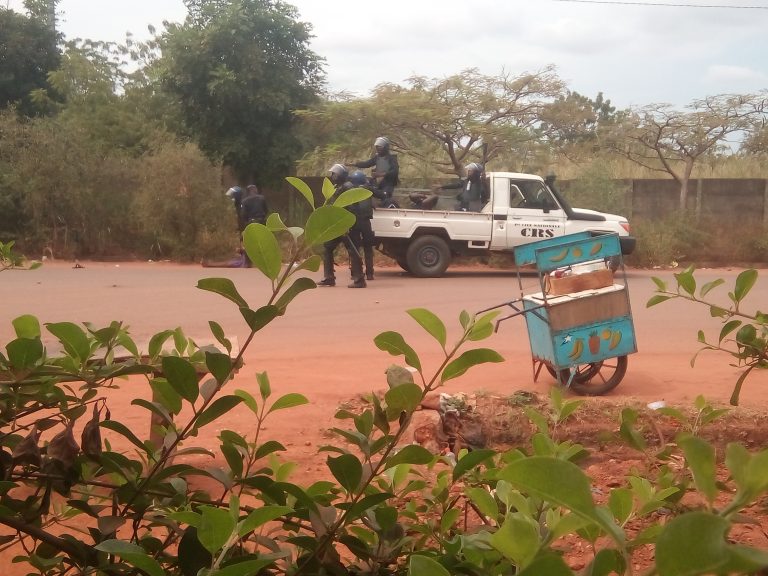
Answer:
xmin=405 ymin=235 xmax=451 ymax=277
xmin=395 ymin=256 xmax=411 ymax=272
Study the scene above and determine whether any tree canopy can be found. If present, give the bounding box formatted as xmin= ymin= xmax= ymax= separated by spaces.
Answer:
xmin=608 ymin=93 xmax=768 ymax=209
xmin=0 ymin=7 xmax=60 ymax=116
xmin=157 ymin=0 xmax=324 ymax=184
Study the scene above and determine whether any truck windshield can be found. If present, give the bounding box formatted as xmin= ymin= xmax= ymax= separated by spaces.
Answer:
xmin=509 ymin=180 xmax=560 ymax=211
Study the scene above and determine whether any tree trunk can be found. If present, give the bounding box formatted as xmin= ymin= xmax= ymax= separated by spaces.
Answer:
xmin=679 ymin=179 xmax=689 ymax=211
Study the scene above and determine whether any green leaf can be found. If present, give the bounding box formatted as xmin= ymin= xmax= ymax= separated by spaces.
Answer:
xmin=678 ymin=434 xmax=718 ymax=504
xmin=196 ymin=396 xmax=243 ymax=429
xmin=587 ymin=549 xmax=626 ymax=576
xmin=647 ymin=295 xmax=673 ymax=307
xmin=257 ymin=372 xmax=271 ymax=399
xmin=408 ymin=555 xmax=450 ymax=576
xmin=490 ymin=514 xmax=540 ymax=567
xmin=162 ymin=356 xmax=199 ymax=403
xmin=651 ymin=276 xmax=667 ymax=291
xmin=441 ymin=348 xmax=503 ymax=382
xmin=453 ymin=449 xmax=495 ymax=481
xmin=384 ymin=383 xmax=423 ymax=415
xmin=734 ymin=269 xmax=758 ymax=302
xmin=304 ymin=205 xmax=355 ymax=246
xmin=150 ymin=378 xmax=182 ymax=415
xmin=675 ymin=266 xmax=696 ymax=295
xmin=267 ymin=393 xmax=308 ymax=414
xmin=240 ymin=305 xmax=280 ymax=332
xmin=292 ymin=254 xmax=322 ymax=273
xmin=221 ymin=443 xmax=243 ymax=478
xmin=285 ymin=176 xmax=315 ymax=209
xmin=618 ymin=408 xmax=646 ymax=451
xmin=214 ymin=559 xmax=275 ymax=576
xmin=239 ymin=505 xmax=293 ymax=536
xmin=327 ymin=453 xmax=363 ymax=492
xmin=333 ymin=187 xmax=372 ymax=208
xmin=656 ymin=512 xmax=730 ymax=576
xmin=407 ymin=308 xmax=446 ymax=348
xmin=253 ymin=440 xmax=286 ymax=460
xmin=206 ymin=352 xmax=232 ymax=385
xmin=374 ymin=331 xmax=421 ymax=370
xmin=234 ymin=389 xmax=258 ymax=414
xmin=729 ymin=366 xmax=754 ymax=406
xmin=385 ymin=445 xmax=434 ymax=468
xmin=440 ymin=507 xmax=460 ymax=533
xmin=265 ymin=212 xmax=288 ymax=232
xmin=242 ymin=223 xmax=282 ymax=280
xmin=12 ymin=315 xmax=40 ymax=339
xmin=735 ymin=324 xmax=757 ymax=345
xmin=208 ymin=320 xmax=232 ymax=354
xmin=275 ymin=277 xmax=316 ymax=312
xmin=198 ymin=505 xmax=236 ymax=555
xmin=100 ymin=420 xmax=147 ymax=453
xmin=515 ymin=552 xmax=575 ymax=576
xmin=465 ymin=486 xmax=499 ymax=521
xmin=321 ymin=177 xmax=336 ymax=200
xmin=500 ymin=456 xmax=624 ymax=545
xmin=95 ymin=541 xmax=165 ymax=576
xmin=719 ymin=320 xmax=742 ymax=343
xmin=147 ymin=329 xmax=173 ymax=359
xmin=46 ymin=322 xmax=90 ymax=361
xmin=197 ymin=278 xmax=248 ymax=308
xmin=5 ymin=337 xmax=43 ymax=369
xmin=700 ymin=278 xmax=725 ymax=297
xmin=608 ymin=488 xmax=634 ymax=525
xmin=467 ymin=311 xmax=501 ymax=341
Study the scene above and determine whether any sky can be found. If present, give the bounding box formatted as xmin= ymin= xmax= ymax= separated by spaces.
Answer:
xmin=4 ymin=0 xmax=768 ymax=109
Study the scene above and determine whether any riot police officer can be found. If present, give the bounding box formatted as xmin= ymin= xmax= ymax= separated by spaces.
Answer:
xmin=318 ymin=164 xmax=367 ymax=288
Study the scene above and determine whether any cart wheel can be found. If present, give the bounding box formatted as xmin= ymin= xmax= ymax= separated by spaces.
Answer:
xmin=545 ymin=361 xmax=601 ymax=383
xmin=556 ymin=355 xmax=628 ymax=395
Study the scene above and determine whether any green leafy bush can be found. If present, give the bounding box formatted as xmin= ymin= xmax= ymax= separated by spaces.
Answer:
xmin=3 ymin=180 xmax=768 ymax=575
xmin=648 ymin=266 xmax=767 ymax=405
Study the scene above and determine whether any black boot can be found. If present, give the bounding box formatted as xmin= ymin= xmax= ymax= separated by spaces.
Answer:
xmin=318 ymin=278 xmax=336 ymax=287
xmin=348 ymin=278 xmax=367 ymax=288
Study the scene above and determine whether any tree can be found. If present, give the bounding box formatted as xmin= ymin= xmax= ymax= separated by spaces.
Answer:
xmin=157 ymin=0 xmax=324 ymax=184
xmin=23 ymin=0 xmax=59 ymax=32
xmin=608 ymin=93 xmax=767 ymax=210
xmin=298 ymin=66 xmax=565 ymax=177
xmin=0 ymin=7 xmax=60 ymax=116
xmin=539 ymin=90 xmax=626 ymax=161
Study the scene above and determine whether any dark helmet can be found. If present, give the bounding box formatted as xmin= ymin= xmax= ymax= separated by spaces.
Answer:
xmin=374 ymin=136 xmax=390 ymax=151
xmin=349 ymin=170 xmax=368 ymax=186
xmin=328 ymin=163 xmax=348 ymax=181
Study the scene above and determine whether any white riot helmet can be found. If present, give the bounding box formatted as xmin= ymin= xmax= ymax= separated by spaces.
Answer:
xmin=374 ymin=136 xmax=390 ymax=150
xmin=328 ymin=163 xmax=348 ymax=182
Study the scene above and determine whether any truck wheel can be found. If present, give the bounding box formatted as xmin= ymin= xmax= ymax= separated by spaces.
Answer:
xmin=395 ymin=256 xmax=411 ymax=272
xmin=405 ymin=235 xmax=451 ymax=277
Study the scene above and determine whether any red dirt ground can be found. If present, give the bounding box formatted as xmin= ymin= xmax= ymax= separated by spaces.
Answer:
xmin=1 ymin=261 xmax=767 ymax=572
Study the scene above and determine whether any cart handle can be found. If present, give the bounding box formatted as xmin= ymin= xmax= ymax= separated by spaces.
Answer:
xmin=477 ymin=299 xmax=548 ymax=333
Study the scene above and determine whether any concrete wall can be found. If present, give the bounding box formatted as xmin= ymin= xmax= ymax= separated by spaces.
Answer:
xmin=626 ymin=178 xmax=768 ymax=229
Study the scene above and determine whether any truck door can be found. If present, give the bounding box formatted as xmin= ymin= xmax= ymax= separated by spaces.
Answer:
xmin=503 ymin=178 xmax=567 ymax=248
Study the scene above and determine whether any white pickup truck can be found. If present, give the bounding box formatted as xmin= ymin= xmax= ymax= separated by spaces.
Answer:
xmin=370 ymin=171 xmax=635 ymax=277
